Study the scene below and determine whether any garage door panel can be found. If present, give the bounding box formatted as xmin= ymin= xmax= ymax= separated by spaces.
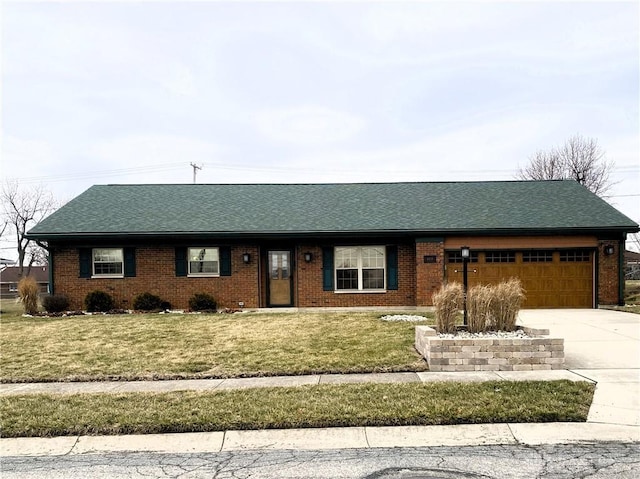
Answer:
xmin=445 ymin=250 xmax=593 ymax=308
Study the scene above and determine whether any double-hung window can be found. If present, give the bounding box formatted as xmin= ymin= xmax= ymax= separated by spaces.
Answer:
xmin=188 ymin=247 xmax=220 ymax=276
xmin=335 ymin=246 xmax=385 ymax=291
xmin=93 ymin=248 xmax=124 ymax=277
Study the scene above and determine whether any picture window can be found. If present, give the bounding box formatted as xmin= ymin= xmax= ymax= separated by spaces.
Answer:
xmin=335 ymin=246 xmax=385 ymax=291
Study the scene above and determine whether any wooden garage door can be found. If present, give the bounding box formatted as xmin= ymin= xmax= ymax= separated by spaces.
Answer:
xmin=445 ymin=249 xmax=593 ymax=308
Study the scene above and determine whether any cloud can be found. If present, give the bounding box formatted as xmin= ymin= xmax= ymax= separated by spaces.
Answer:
xmin=254 ymin=106 xmax=365 ymax=145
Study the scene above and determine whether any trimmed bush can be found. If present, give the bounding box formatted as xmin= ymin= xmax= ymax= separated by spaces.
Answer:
xmin=433 ymin=282 xmax=463 ymax=334
xmin=85 ymin=290 xmax=115 ymax=313
xmin=133 ymin=292 xmax=166 ymax=312
xmin=42 ymin=294 xmax=70 ymax=313
xmin=17 ymin=276 xmax=39 ymax=315
xmin=188 ymin=292 xmax=217 ymax=312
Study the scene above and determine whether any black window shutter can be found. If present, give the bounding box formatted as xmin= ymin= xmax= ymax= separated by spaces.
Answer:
xmin=124 ymin=248 xmax=136 ymax=277
xmin=79 ymin=248 xmax=92 ymax=278
xmin=175 ymin=247 xmax=187 ymax=277
xmin=386 ymin=245 xmax=398 ymax=290
xmin=322 ymin=246 xmax=334 ymax=291
xmin=220 ymin=246 xmax=232 ymax=276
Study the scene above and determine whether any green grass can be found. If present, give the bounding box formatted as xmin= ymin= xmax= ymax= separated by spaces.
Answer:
xmin=0 ymin=303 xmax=433 ymax=382
xmin=0 ymin=381 xmax=595 ymax=438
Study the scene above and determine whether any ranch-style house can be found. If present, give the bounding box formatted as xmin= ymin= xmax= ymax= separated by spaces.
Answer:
xmin=27 ymin=180 xmax=638 ymax=310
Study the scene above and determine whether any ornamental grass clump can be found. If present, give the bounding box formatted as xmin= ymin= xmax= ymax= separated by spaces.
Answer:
xmin=433 ymin=282 xmax=463 ymax=334
xmin=17 ymin=276 xmax=39 ymax=315
xmin=490 ymin=278 xmax=525 ymax=332
xmin=466 ymin=284 xmax=494 ymax=334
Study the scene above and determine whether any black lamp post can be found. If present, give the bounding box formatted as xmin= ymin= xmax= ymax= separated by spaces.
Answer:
xmin=461 ymin=246 xmax=470 ymax=327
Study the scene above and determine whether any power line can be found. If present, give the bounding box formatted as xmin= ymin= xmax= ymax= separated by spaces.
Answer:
xmin=5 ymin=161 xmax=640 ymax=184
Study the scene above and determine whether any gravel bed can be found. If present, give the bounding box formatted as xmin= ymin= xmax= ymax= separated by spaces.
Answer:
xmin=380 ymin=314 xmax=430 ymax=322
xmin=438 ymin=329 xmax=530 ymax=339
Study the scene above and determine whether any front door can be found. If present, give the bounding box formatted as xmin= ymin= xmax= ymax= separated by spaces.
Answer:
xmin=268 ymin=250 xmax=292 ymax=306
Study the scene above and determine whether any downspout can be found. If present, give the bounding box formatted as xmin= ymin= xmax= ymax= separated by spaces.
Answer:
xmin=619 ymin=235 xmax=626 ymax=306
xmin=35 ymin=240 xmax=53 ymax=295
xmin=594 ymin=247 xmax=599 ymax=309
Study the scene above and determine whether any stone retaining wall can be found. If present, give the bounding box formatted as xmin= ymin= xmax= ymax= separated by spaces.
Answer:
xmin=415 ymin=326 xmax=564 ymax=371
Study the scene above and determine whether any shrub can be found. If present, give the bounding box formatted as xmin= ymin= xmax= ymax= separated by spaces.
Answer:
xmin=42 ymin=294 xmax=70 ymax=313
xmin=85 ymin=290 xmax=115 ymax=312
xmin=433 ymin=282 xmax=463 ymax=334
xmin=17 ymin=276 xmax=39 ymax=315
xmin=133 ymin=292 xmax=166 ymax=311
xmin=490 ymin=278 xmax=526 ymax=332
xmin=467 ymin=284 xmax=494 ymax=333
xmin=188 ymin=292 xmax=217 ymax=312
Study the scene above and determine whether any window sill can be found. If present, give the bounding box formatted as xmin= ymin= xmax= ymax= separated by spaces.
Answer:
xmin=187 ymin=274 xmax=221 ymax=278
xmin=91 ymin=275 xmax=124 ymax=279
xmin=334 ymin=289 xmax=387 ymax=294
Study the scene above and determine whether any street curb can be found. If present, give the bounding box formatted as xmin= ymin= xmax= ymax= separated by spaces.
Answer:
xmin=1 ymin=423 xmax=639 ymax=457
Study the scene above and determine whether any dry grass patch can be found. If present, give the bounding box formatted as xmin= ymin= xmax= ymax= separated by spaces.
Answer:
xmin=0 ymin=308 xmax=433 ymax=382
xmin=0 ymin=381 xmax=594 ymax=438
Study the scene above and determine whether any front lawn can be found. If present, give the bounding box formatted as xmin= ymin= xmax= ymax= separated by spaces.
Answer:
xmin=0 ymin=305 xmax=433 ymax=382
xmin=0 ymin=381 xmax=594 ymax=438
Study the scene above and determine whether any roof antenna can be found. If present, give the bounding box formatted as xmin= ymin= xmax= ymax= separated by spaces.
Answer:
xmin=190 ymin=163 xmax=202 ymax=184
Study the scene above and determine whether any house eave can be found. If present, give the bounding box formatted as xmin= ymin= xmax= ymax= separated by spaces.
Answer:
xmin=27 ymin=225 xmax=639 ymax=244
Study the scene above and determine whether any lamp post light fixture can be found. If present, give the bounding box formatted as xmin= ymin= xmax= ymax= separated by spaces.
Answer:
xmin=461 ymin=246 xmax=470 ymax=327
xmin=242 ymin=253 xmax=251 ymax=264
xmin=304 ymin=252 xmax=313 ymax=263
xmin=604 ymin=245 xmax=615 ymax=256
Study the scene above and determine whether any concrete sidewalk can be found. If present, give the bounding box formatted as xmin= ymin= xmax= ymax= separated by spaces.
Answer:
xmin=0 ymin=369 xmax=592 ymax=396
xmin=1 ymin=308 xmax=639 ymax=456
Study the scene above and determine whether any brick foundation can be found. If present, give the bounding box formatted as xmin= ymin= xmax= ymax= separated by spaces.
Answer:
xmin=415 ymin=325 xmax=565 ymax=371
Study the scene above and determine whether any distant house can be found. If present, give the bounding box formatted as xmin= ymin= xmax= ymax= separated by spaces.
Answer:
xmin=626 ymin=250 xmax=640 ymax=280
xmin=26 ymin=180 xmax=638 ymax=310
xmin=0 ymin=266 xmax=50 ymax=298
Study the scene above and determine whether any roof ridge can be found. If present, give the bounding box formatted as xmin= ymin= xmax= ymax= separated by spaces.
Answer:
xmin=97 ymin=179 xmax=573 ymax=187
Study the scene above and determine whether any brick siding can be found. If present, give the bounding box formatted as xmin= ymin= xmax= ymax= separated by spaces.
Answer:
xmin=598 ymin=240 xmax=621 ymax=305
xmin=415 ymin=240 xmax=444 ymax=306
xmin=50 ymin=235 xmax=622 ymax=310
xmin=53 ymin=246 xmax=260 ymax=310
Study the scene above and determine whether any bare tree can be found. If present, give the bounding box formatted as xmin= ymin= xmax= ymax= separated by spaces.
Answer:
xmin=1 ymin=181 xmax=56 ymax=277
xmin=517 ymin=134 xmax=615 ymax=197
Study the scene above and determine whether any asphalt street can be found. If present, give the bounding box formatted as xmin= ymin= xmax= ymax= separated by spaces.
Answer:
xmin=3 ymin=443 xmax=639 ymax=479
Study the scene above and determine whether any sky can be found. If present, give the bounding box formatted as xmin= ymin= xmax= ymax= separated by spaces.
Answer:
xmin=1 ymin=0 xmax=639 ymax=259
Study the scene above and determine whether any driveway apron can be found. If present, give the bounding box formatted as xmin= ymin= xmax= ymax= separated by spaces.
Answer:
xmin=518 ymin=309 xmax=640 ymax=427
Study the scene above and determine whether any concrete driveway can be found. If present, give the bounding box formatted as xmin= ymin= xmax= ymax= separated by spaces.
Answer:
xmin=518 ymin=308 xmax=640 ymax=427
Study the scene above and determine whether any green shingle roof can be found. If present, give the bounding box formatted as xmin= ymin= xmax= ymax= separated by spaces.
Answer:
xmin=27 ymin=181 xmax=638 ymax=240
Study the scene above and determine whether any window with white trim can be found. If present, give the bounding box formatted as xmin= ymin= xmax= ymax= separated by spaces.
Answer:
xmin=188 ymin=247 xmax=220 ymax=276
xmin=93 ymin=248 xmax=123 ymax=277
xmin=335 ymin=246 xmax=385 ymax=291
